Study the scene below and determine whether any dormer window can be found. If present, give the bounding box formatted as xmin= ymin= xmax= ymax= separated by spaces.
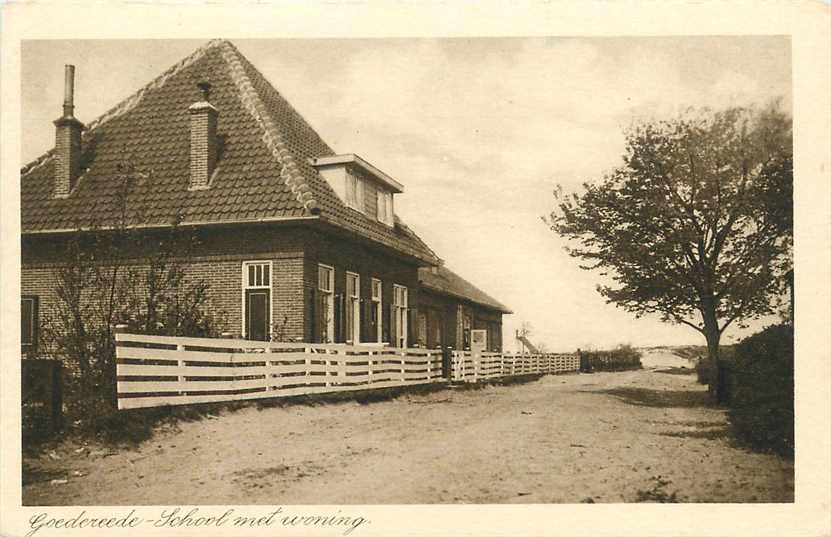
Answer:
xmin=377 ymin=189 xmax=393 ymax=226
xmin=310 ymin=154 xmax=403 ymax=226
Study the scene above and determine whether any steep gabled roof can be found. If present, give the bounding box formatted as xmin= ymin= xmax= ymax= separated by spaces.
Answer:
xmin=418 ymin=265 xmax=512 ymax=314
xmin=21 ymin=39 xmax=439 ymax=265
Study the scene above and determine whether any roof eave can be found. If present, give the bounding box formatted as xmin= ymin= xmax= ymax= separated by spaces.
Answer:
xmin=419 ymin=282 xmax=512 ymax=314
xmin=313 ymin=217 xmax=440 ymax=267
xmin=21 ymin=215 xmax=321 ymax=236
xmin=309 ymin=154 xmax=404 ymax=194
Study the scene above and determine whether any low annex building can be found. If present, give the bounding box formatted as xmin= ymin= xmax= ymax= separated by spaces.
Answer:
xmin=20 ymin=39 xmax=510 ymax=363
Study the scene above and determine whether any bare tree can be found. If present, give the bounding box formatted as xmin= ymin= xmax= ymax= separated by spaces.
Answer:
xmin=42 ymin=158 xmax=224 ymax=420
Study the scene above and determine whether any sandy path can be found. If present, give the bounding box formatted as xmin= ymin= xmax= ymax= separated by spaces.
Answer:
xmin=23 ymin=367 xmax=793 ymax=504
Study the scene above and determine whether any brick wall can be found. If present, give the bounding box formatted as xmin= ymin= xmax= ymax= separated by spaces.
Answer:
xmin=21 ymin=222 xmax=502 ymax=355
xmin=21 ymin=224 xmax=310 ymax=356
xmin=418 ymin=288 xmax=505 ymax=351
xmin=303 ymin=227 xmax=421 ymax=344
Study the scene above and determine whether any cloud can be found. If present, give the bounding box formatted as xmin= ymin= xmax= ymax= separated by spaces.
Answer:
xmin=22 ymin=37 xmax=790 ymax=350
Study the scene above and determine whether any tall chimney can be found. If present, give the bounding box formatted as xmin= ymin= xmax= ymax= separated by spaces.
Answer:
xmin=53 ymin=65 xmax=85 ymax=198
xmin=63 ymin=64 xmax=75 ymax=117
xmin=188 ymin=81 xmax=218 ymax=190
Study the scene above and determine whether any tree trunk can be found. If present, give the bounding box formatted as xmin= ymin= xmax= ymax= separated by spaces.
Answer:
xmin=701 ymin=297 xmax=722 ymax=402
xmin=705 ymin=327 xmax=721 ymax=402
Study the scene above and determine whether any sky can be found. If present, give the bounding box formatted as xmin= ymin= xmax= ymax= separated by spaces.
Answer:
xmin=21 ymin=37 xmax=792 ymax=352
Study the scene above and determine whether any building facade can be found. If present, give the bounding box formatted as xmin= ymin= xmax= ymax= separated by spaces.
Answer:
xmin=20 ymin=40 xmax=510 ymax=365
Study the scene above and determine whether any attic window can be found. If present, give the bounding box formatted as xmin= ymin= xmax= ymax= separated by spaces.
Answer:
xmin=377 ymin=190 xmax=394 ymax=226
xmin=345 ymin=169 xmax=365 ymax=213
xmin=309 ymin=154 xmax=403 ymax=222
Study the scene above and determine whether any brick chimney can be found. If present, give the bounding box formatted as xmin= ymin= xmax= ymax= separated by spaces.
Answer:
xmin=188 ymin=81 xmax=218 ymax=190
xmin=53 ymin=65 xmax=85 ymax=198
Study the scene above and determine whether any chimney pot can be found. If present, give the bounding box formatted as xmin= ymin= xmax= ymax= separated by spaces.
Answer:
xmin=197 ymin=81 xmax=212 ymax=102
xmin=63 ymin=64 xmax=76 ymax=117
xmin=53 ymin=64 xmax=84 ymax=198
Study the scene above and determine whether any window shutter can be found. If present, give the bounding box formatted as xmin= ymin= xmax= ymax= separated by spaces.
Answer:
xmin=333 ymin=294 xmax=342 ymax=343
xmin=407 ymin=307 xmax=417 ymax=348
xmin=31 ymin=296 xmax=39 ymax=356
xmin=21 ymin=296 xmax=39 ymax=356
xmin=361 ymin=299 xmax=370 ymax=343
xmin=385 ymin=302 xmax=393 ymax=346
xmin=21 ymin=299 xmax=32 ymax=347
xmin=368 ymin=301 xmax=378 ymax=343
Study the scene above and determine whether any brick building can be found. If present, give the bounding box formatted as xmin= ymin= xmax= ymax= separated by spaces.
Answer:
xmin=20 ymin=39 xmax=509 ymax=363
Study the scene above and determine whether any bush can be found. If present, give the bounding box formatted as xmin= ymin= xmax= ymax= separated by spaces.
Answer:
xmin=695 ymin=345 xmax=735 ymax=386
xmin=695 ymin=357 xmax=709 ymax=384
xmin=38 ymin=222 xmax=225 ymax=442
xmin=581 ymin=344 xmax=642 ymax=372
xmin=727 ymin=324 xmax=793 ymax=458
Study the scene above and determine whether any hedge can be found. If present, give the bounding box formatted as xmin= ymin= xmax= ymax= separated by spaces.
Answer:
xmin=727 ymin=324 xmax=794 ymax=458
xmin=580 ymin=345 xmax=642 ymax=372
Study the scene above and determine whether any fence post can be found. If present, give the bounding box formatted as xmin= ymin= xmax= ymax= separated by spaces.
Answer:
xmin=264 ymin=341 xmax=272 ymax=391
xmin=305 ymin=346 xmax=311 ymax=387
xmin=176 ymin=343 xmax=186 ymax=395
xmin=324 ymin=350 xmax=332 ymax=388
xmin=113 ymin=324 xmax=128 ymax=405
xmin=333 ymin=349 xmax=342 ymax=387
xmin=367 ymin=350 xmax=374 ymax=385
xmin=400 ymin=349 xmax=406 ymax=384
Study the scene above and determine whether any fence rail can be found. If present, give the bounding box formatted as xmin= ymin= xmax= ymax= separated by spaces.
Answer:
xmin=451 ymin=350 xmax=579 ymax=383
xmin=116 ymin=333 xmax=444 ymax=410
xmin=116 ymin=333 xmax=582 ymax=410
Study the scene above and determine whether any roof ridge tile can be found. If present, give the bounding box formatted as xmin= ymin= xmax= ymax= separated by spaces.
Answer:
xmin=218 ymin=41 xmax=318 ymax=214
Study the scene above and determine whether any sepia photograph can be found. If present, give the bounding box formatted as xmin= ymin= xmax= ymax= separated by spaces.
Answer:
xmin=18 ymin=35 xmax=795 ymax=506
xmin=2 ymin=2 xmax=830 ymax=536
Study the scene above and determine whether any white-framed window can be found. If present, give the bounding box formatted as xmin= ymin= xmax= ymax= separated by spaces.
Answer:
xmin=393 ymin=284 xmax=408 ymax=348
xmin=371 ymin=278 xmax=382 ymax=343
xmin=346 ymin=272 xmax=361 ymax=344
xmin=318 ymin=264 xmax=335 ymax=343
xmin=345 ymin=170 xmax=365 ymax=213
xmin=242 ymin=261 xmax=272 ymax=341
xmin=376 ymin=189 xmax=394 ymax=226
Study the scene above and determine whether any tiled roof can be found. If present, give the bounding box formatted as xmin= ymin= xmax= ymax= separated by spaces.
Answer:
xmin=21 ymin=39 xmax=439 ymax=265
xmin=418 ymin=266 xmax=512 ymax=314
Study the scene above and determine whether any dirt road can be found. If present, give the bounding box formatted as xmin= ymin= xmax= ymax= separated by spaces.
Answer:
xmin=23 ymin=366 xmax=793 ymax=504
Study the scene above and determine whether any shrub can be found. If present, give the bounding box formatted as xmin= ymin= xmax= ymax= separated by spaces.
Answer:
xmin=581 ymin=344 xmax=642 ymax=372
xmin=727 ymin=323 xmax=793 ymax=458
xmin=695 ymin=357 xmax=709 ymax=384
xmin=695 ymin=345 xmax=735 ymax=385
xmin=39 ymin=222 xmax=225 ymax=441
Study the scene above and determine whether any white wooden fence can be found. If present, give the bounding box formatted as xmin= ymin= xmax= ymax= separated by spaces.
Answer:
xmin=451 ymin=350 xmax=579 ymax=383
xmin=116 ymin=333 xmax=444 ymax=410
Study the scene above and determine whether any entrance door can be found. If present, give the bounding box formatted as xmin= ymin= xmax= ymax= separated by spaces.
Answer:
xmin=245 ymin=289 xmax=270 ymax=341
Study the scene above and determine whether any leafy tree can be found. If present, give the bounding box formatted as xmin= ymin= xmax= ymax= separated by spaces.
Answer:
xmin=545 ymin=104 xmax=792 ymax=399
